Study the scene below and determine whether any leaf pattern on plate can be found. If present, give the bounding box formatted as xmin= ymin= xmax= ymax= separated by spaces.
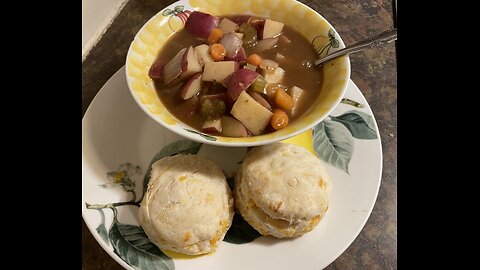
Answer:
xmin=312 ymin=120 xmax=354 ymax=174
xmin=223 ymin=177 xmax=262 ymax=244
xmin=184 ymin=129 xmax=217 ymax=141
xmin=109 ymin=219 xmax=174 ymax=270
xmin=330 ymin=110 xmax=378 ymax=139
xmin=86 ymin=140 xmax=204 ymax=269
xmin=223 ymin=214 xmax=262 ymax=244
xmin=95 ymin=209 xmax=109 ymax=245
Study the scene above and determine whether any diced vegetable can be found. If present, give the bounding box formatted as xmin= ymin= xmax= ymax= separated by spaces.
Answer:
xmin=265 ymin=83 xmax=287 ymax=98
xmin=249 ymin=76 xmax=267 ymax=94
xmin=270 ymin=109 xmax=289 ymax=130
xmin=238 ymin=23 xmax=258 ymax=48
xmin=275 ymin=53 xmax=286 ymax=62
xmin=180 ymin=46 xmax=203 ymax=80
xmin=218 ymin=18 xmax=239 ymax=33
xmin=163 ymin=47 xmax=186 ymax=85
xmin=227 ymin=69 xmax=260 ymax=101
xmin=250 ymin=19 xmax=265 ymax=39
xmin=247 ymin=54 xmax=262 ymax=66
xmin=288 ymin=86 xmax=305 ymax=117
xmin=263 ymin=19 xmax=284 ymax=39
xmin=251 ymin=37 xmax=278 ymax=53
xmin=235 ymin=32 xmax=244 ymax=40
xmin=184 ymin=11 xmax=219 ymax=39
xmin=274 ymin=88 xmax=294 ymax=111
xmin=200 ymin=98 xmax=226 ymax=120
xmin=259 ymin=59 xmax=278 ymax=72
xmin=202 ymin=61 xmax=239 ymax=84
xmin=220 ymin=32 xmax=243 ymax=58
xmin=210 ymin=43 xmax=226 ymax=61
xmin=221 ymin=116 xmax=248 ymax=137
xmin=263 ymin=66 xmax=285 ymax=84
xmin=249 ymin=91 xmax=271 ymax=110
xmin=194 ymin=44 xmax=213 ymax=67
xmin=148 ymin=60 xmax=164 ymax=79
xmin=207 ymin=28 xmax=224 ymax=44
xmin=231 ymin=91 xmax=273 ymax=135
xmin=225 ymin=47 xmax=246 ymax=62
xmin=179 ymin=72 xmax=203 ymax=100
xmin=202 ymin=118 xmax=222 ymax=134
xmin=243 ymin=63 xmax=257 ymax=71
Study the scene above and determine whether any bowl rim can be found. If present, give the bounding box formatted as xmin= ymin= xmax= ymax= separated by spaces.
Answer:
xmin=125 ymin=0 xmax=351 ymax=147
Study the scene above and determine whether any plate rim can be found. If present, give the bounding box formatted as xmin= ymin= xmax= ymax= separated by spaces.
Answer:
xmin=82 ymin=66 xmax=383 ymax=270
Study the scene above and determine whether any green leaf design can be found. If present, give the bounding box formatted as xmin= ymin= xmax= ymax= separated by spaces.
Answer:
xmin=174 ymin=5 xmax=184 ymax=13
xmin=330 ymin=110 xmax=378 ymax=139
xmin=331 ymin=39 xmax=339 ymax=48
xmin=226 ymin=176 xmax=234 ymax=190
xmin=312 ymin=121 xmax=354 ymax=174
xmin=162 ymin=9 xmax=173 ymax=16
xmin=140 ymin=140 xmax=202 ymax=201
xmin=109 ymin=221 xmax=174 ymax=270
xmin=223 ymin=214 xmax=262 ymax=244
xmin=328 ymin=29 xmax=335 ymax=39
xmin=95 ymin=209 xmax=109 ymax=245
xmin=185 ymin=129 xmax=217 ymax=141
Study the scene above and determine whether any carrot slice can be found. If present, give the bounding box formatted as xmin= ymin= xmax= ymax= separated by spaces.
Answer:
xmin=207 ymin=28 xmax=224 ymax=45
xmin=271 ymin=109 xmax=289 ymax=130
xmin=247 ymin=54 xmax=262 ymax=66
xmin=210 ymin=43 xmax=226 ymax=61
xmin=274 ymin=89 xmax=294 ymax=110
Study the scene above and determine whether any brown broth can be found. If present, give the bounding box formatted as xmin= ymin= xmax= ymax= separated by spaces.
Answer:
xmin=153 ymin=15 xmax=324 ymax=134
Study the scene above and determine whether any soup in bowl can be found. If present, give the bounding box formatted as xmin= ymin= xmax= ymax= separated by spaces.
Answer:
xmin=126 ymin=0 xmax=350 ymax=146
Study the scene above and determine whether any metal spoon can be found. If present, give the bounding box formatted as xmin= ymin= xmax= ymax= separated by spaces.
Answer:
xmin=314 ymin=28 xmax=397 ymax=66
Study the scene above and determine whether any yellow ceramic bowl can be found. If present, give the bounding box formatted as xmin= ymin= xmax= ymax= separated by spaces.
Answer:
xmin=126 ymin=0 xmax=350 ymax=147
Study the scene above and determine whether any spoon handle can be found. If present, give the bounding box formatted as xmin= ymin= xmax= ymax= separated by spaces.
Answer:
xmin=314 ymin=28 xmax=397 ymax=66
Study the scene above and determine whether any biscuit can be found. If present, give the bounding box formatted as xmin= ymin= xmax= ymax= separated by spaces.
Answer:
xmin=139 ymin=154 xmax=234 ymax=255
xmin=234 ymin=143 xmax=331 ymax=238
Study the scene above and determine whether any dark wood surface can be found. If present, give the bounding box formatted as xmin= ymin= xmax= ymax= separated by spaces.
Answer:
xmin=82 ymin=0 xmax=397 ymax=269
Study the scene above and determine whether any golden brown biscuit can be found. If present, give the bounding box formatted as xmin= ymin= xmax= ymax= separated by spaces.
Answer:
xmin=234 ymin=143 xmax=331 ymax=238
xmin=139 ymin=154 xmax=234 ymax=255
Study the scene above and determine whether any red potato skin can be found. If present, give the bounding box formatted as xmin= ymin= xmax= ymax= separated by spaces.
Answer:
xmin=201 ymin=119 xmax=222 ymax=134
xmin=148 ymin=61 xmax=164 ymax=79
xmin=184 ymin=11 xmax=219 ymax=39
xmin=179 ymin=72 xmax=203 ymax=99
xmin=202 ymin=126 xmax=221 ymax=134
xmin=221 ymin=116 xmax=248 ymax=137
xmin=227 ymin=69 xmax=260 ymax=101
xmin=250 ymin=92 xmax=272 ymax=110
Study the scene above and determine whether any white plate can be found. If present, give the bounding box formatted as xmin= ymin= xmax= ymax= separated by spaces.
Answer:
xmin=82 ymin=66 xmax=382 ymax=270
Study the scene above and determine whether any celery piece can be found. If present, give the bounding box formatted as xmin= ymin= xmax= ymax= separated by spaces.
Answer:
xmin=244 ymin=63 xmax=257 ymax=71
xmin=249 ymin=76 xmax=267 ymax=95
xmin=238 ymin=23 xmax=257 ymax=48
xmin=200 ymin=98 xmax=226 ymax=120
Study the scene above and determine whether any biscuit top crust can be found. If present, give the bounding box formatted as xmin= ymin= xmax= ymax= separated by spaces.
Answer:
xmin=241 ymin=143 xmax=331 ymax=222
xmin=139 ymin=154 xmax=233 ymax=249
